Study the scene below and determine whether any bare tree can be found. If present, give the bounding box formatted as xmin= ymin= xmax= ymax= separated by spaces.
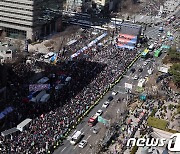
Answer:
xmin=0 ymin=31 xmax=7 ymax=42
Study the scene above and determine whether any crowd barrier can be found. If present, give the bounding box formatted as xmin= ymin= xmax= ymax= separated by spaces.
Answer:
xmin=48 ymin=53 xmax=141 ymax=153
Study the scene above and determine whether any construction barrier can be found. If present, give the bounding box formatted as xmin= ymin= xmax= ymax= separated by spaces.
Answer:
xmin=48 ymin=53 xmax=141 ymax=154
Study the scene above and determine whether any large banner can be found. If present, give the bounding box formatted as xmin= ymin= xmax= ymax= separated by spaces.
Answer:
xmin=29 ymin=84 xmax=50 ymax=92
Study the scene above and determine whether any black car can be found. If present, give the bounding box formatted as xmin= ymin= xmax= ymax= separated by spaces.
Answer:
xmin=130 ymin=68 xmax=136 ymax=73
xmin=138 ymin=68 xmax=143 ymax=72
xmin=107 ymin=96 xmax=113 ymax=101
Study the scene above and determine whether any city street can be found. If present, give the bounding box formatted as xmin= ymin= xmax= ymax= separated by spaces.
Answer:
xmin=54 ymin=46 xmax=167 ymax=154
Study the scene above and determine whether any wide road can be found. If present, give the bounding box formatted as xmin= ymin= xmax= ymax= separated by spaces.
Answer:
xmin=54 ymin=46 xmax=166 ymax=154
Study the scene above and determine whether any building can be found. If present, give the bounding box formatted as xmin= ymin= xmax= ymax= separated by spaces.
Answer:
xmin=0 ymin=0 xmax=62 ymax=41
xmin=66 ymin=0 xmax=85 ymax=12
xmin=0 ymin=42 xmax=15 ymax=63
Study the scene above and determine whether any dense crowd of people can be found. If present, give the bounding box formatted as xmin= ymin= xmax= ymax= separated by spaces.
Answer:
xmin=0 ymin=29 xmax=138 ymax=153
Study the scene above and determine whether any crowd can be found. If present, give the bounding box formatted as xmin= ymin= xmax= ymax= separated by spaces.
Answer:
xmin=0 ymin=29 xmax=138 ymax=153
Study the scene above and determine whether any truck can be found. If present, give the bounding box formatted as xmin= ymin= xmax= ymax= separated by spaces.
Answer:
xmin=88 ymin=114 xmax=98 ymax=127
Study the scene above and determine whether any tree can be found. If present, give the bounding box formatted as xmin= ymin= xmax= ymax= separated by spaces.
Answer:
xmin=167 ymin=47 xmax=180 ymax=63
xmin=169 ymin=63 xmax=180 ymax=87
xmin=0 ymin=31 xmax=7 ymax=42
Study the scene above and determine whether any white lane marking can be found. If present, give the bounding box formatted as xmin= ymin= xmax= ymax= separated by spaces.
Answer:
xmin=80 ymin=127 xmax=84 ymax=132
xmin=84 ymin=147 xmax=90 ymax=154
xmin=90 ymin=127 xmax=93 ymax=131
xmin=86 ymin=135 xmax=91 ymax=140
xmin=104 ymin=110 xmax=108 ymax=114
xmin=61 ymin=147 xmax=67 ymax=152
xmin=73 ymin=145 xmax=77 ymax=149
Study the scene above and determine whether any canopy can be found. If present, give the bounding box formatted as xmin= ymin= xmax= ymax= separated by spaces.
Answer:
xmin=0 ymin=107 xmax=14 ymax=120
xmin=17 ymin=118 xmax=32 ymax=132
xmin=1 ymin=127 xmax=19 ymax=137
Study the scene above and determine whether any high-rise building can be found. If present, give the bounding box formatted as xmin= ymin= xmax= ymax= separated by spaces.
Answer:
xmin=0 ymin=0 xmax=62 ymax=41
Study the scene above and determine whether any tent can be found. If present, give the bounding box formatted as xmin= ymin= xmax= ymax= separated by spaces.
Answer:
xmin=1 ymin=127 xmax=20 ymax=138
xmin=17 ymin=118 xmax=32 ymax=132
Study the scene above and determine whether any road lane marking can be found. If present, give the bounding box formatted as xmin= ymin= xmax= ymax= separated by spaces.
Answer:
xmin=90 ymin=127 xmax=93 ymax=131
xmin=61 ymin=147 xmax=67 ymax=152
xmin=86 ymin=135 xmax=91 ymax=140
xmin=73 ymin=145 xmax=77 ymax=149
xmin=84 ymin=147 xmax=90 ymax=154
xmin=80 ymin=127 xmax=84 ymax=132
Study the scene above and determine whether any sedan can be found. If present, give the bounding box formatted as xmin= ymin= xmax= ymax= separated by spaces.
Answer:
xmin=130 ymin=68 xmax=136 ymax=73
xmin=102 ymin=101 xmax=109 ymax=108
xmin=95 ymin=109 xmax=103 ymax=116
xmin=133 ymin=75 xmax=139 ymax=80
xmin=143 ymin=62 xmax=148 ymax=66
xmin=107 ymin=96 xmax=113 ymax=101
xmin=138 ymin=68 xmax=143 ymax=72
xmin=79 ymin=140 xmax=87 ymax=148
xmin=112 ymin=90 xmax=118 ymax=96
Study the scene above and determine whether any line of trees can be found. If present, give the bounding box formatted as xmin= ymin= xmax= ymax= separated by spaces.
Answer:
xmin=167 ymin=47 xmax=180 ymax=88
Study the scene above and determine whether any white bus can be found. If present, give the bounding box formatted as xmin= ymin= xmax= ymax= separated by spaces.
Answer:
xmin=148 ymin=44 xmax=155 ymax=51
xmin=70 ymin=131 xmax=82 ymax=145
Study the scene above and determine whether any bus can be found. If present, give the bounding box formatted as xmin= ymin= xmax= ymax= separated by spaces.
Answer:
xmin=154 ymin=49 xmax=161 ymax=57
xmin=141 ymin=48 xmax=149 ymax=58
xmin=70 ymin=131 xmax=82 ymax=145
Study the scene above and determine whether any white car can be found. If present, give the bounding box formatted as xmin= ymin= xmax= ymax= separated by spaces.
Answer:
xmin=133 ymin=75 xmax=139 ymax=80
xmin=143 ymin=62 xmax=148 ymax=66
xmin=78 ymin=140 xmax=87 ymax=148
xmin=95 ymin=109 xmax=103 ymax=116
xmin=112 ymin=91 xmax=118 ymax=96
xmin=102 ymin=101 xmax=109 ymax=108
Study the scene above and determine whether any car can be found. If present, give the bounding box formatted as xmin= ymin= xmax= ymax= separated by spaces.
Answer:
xmin=102 ymin=101 xmax=109 ymax=108
xmin=138 ymin=68 xmax=143 ymax=72
xmin=107 ymin=96 xmax=113 ymax=101
xmin=95 ymin=109 xmax=103 ymax=116
xmin=133 ymin=75 xmax=139 ymax=80
xmin=93 ymin=126 xmax=100 ymax=134
xmin=130 ymin=68 xmax=136 ymax=73
xmin=143 ymin=62 xmax=148 ymax=66
xmin=137 ymin=43 xmax=141 ymax=48
xmin=78 ymin=140 xmax=87 ymax=148
xmin=112 ymin=90 xmax=118 ymax=96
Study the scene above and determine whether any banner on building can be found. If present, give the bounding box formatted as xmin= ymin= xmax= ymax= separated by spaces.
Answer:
xmin=29 ymin=84 xmax=50 ymax=92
